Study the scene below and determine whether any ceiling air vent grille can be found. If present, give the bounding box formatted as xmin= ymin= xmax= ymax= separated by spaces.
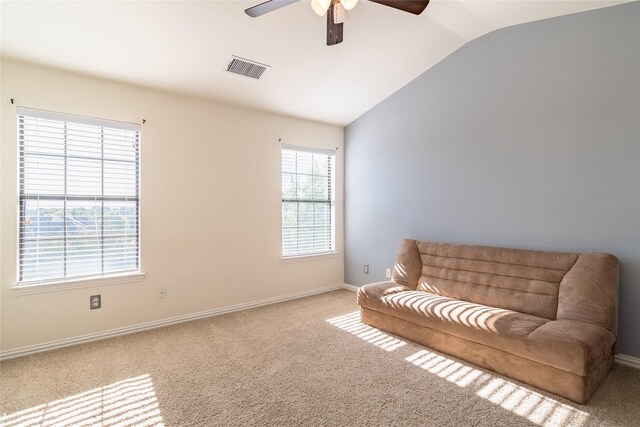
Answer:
xmin=227 ymin=56 xmax=270 ymax=79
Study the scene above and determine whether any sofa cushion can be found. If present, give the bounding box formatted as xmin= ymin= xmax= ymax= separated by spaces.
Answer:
xmin=359 ymin=282 xmax=548 ymax=339
xmin=415 ymin=241 xmax=580 ymax=319
xmin=391 ymin=239 xmax=422 ymax=289
xmin=358 ymin=282 xmax=615 ymax=376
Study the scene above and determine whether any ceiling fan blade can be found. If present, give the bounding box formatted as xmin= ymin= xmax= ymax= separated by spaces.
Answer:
xmin=327 ymin=4 xmax=344 ymax=46
xmin=368 ymin=0 xmax=429 ymax=15
xmin=245 ymin=0 xmax=300 ymax=18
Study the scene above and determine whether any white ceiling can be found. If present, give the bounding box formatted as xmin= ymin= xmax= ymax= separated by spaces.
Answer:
xmin=0 ymin=0 xmax=631 ymax=126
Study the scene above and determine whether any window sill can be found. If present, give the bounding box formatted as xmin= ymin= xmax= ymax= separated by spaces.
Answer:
xmin=280 ymin=252 xmax=339 ymax=264
xmin=10 ymin=272 xmax=146 ymax=296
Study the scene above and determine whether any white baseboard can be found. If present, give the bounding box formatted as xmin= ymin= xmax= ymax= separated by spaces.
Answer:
xmin=0 ymin=284 xmax=345 ymax=361
xmin=615 ymin=354 xmax=640 ymax=369
xmin=342 ymin=283 xmax=360 ymax=292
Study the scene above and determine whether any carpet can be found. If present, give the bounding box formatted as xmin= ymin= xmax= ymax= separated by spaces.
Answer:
xmin=1 ymin=289 xmax=639 ymax=426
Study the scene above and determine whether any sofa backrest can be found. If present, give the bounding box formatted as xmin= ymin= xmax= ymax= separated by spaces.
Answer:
xmin=392 ymin=239 xmax=580 ymax=320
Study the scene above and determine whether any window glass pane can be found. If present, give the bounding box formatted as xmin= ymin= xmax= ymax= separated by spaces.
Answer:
xmin=23 ymin=154 xmax=65 ymax=195
xmin=281 ymin=173 xmax=296 ymax=199
xmin=21 ymin=118 xmax=65 ymax=156
xmin=20 ymin=239 xmax=65 ymax=282
xmin=314 ymin=226 xmax=330 ymax=251
xmin=104 ymin=161 xmax=136 ymax=197
xmin=67 ymin=237 xmax=102 ymax=277
xmin=314 ymin=203 xmax=330 ymax=227
xmin=103 ymin=128 xmax=138 ymax=162
xmin=282 ymin=227 xmax=298 ymax=256
xmin=312 ymin=154 xmax=328 ymax=176
xmin=297 ymin=174 xmax=313 ymax=200
xmin=21 ymin=199 xmax=65 ymax=240
xmin=66 ymin=200 xmax=101 ymax=239
xmin=66 ymin=123 xmax=102 ymax=159
xmin=298 ymin=203 xmax=314 ymax=227
xmin=282 ymin=149 xmax=296 ymax=174
xmin=104 ymin=202 xmax=137 ymax=237
xmin=67 ymin=158 xmax=102 ymax=196
xmin=297 ymin=227 xmax=314 ymax=254
xmin=312 ymin=176 xmax=328 ymax=200
xmin=104 ymin=237 xmax=138 ymax=273
xmin=296 ymin=151 xmax=313 ymax=175
xmin=282 ymin=202 xmax=297 ymax=228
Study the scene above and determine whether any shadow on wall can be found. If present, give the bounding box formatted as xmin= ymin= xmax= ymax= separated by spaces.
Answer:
xmin=327 ymin=311 xmax=590 ymax=427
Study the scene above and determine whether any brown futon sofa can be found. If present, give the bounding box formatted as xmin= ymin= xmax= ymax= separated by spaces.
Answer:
xmin=357 ymin=239 xmax=619 ymax=404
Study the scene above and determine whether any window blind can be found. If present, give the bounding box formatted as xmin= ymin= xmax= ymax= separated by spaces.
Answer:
xmin=281 ymin=145 xmax=335 ymax=257
xmin=17 ymin=107 xmax=141 ymax=284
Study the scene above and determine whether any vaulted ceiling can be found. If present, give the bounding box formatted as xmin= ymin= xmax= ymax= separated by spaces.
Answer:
xmin=0 ymin=1 xmax=630 ymax=125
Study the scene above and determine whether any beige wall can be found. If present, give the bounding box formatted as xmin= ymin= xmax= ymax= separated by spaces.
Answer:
xmin=0 ymin=58 xmax=344 ymax=353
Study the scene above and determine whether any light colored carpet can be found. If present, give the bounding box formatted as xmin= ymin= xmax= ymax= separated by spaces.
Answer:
xmin=1 ymin=289 xmax=639 ymax=427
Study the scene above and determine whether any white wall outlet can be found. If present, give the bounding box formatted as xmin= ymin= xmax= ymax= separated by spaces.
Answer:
xmin=159 ymin=287 xmax=167 ymax=299
xmin=364 ymin=264 xmax=369 ymax=274
xmin=385 ymin=268 xmax=391 ymax=279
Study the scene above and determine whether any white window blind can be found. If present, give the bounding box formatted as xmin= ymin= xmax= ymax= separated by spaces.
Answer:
xmin=17 ymin=107 xmax=141 ymax=284
xmin=281 ymin=144 xmax=335 ymax=257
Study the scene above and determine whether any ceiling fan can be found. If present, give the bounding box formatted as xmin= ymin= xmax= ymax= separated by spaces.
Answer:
xmin=245 ymin=0 xmax=430 ymax=46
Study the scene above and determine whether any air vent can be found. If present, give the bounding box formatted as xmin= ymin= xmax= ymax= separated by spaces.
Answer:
xmin=227 ymin=56 xmax=270 ymax=79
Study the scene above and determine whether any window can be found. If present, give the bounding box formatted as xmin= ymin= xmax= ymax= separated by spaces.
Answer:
xmin=281 ymin=145 xmax=335 ymax=257
xmin=17 ymin=107 xmax=141 ymax=284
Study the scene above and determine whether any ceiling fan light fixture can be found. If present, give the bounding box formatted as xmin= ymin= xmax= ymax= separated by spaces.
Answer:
xmin=339 ymin=0 xmax=358 ymax=11
xmin=310 ymin=0 xmax=331 ymax=16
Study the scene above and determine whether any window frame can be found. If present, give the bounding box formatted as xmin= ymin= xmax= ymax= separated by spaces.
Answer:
xmin=280 ymin=144 xmax=336 ymax=259
xmin=15 ymin=107 xmax=142 ymax=287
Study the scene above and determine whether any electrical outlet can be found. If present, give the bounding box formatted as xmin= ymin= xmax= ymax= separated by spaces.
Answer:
xmin=364 ymin=264 xmax=369 ymax=274
xmin=159 ymin=287 xmax=167 ymax=299
xmin=90 ymin=295 xmax=101 ymax=310
xmin=385 ymin=268 xmax=391 ymax=279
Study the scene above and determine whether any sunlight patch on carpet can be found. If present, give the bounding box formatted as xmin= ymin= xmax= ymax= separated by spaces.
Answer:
xmin=406 ymin=350 xmax=590 ymax=427
xmin=0 ymin=374 xmax=164 ymax=427
xmin=326 ymin=311 xmax=406 ymax=351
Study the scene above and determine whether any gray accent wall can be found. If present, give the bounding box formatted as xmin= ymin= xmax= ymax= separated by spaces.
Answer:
xmin=344 ymin=2 xmax=640 ymax=357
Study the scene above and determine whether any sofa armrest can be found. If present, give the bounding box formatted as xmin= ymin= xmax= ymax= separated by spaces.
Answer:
xmin=557 ymin=253 xmax=619 ymax=337
xmin=357 ymin=281 xmax=403 ymax=309
xmin=528 ymin=319 xmax=617 ymax=376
